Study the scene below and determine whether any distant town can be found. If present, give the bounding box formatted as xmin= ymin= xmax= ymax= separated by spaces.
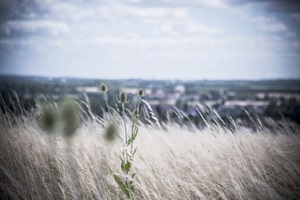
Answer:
xmin=1 ymin=75 xmax=300 ymax=129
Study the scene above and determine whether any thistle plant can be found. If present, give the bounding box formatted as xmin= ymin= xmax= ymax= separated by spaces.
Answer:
xmin=98 ymin=82 xmax=111 ymax=115
xmin=119 ymin=91 xmax=128 ymax=144
xmin=112 ymin=90 xmax=140 ymax=199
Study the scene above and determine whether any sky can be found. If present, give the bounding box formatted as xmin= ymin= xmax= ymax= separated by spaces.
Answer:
xmin=0 ymin=0 xmax=300 ymax=80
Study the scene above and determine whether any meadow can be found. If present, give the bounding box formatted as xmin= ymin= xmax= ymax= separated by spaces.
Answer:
xmin=0 ymin=98 xmax=300 ymax=200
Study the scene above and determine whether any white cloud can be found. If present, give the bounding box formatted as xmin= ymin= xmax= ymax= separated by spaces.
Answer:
xmin=93 ymin=2 xmax=224 ymax=38
xmin=249 ymin=16 xmax=288 ymax=33
xmin=59 ymin=33 xmax=289 ymax=53
xmin=154 ymin=24 xmax=178 ymax=36
xmin=50 ymin=2 xmax=97 ymax=20
xmin=0 ymin=39 xmax=34 ymax=47
xmin=1 ymin=0 xmax=299 ymax=79
xmin=152 ymin=20 xmax=222 ymax=36
xmin=234 ymin=10 xmax=290 ymax=34
xmin=137 ymin=0 xmax=227 ymax=8
xmin=6 ymin=20 xmax=70 ymax=36
xmin=196 ymin=0 xmax=226 ymax=8
xmin=258 ymin=22 xmax=287 ymax=33
xmin=98 ymin=3 xmax=189 ymax=19
xmin=185 ymin=21 xmax=221 ymax=34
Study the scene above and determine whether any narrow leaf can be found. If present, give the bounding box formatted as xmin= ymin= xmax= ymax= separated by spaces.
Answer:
xmin=113 ymin=175 xmax=131 ymax=198
xmin=133 ymin=147 xmax=138 ymax=156
xmin=132 ymin=173 xmax=136 ymax=179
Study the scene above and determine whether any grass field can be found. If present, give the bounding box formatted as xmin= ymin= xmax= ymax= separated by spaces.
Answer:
xmin=0 ymin=110 xmax=300 ymax=200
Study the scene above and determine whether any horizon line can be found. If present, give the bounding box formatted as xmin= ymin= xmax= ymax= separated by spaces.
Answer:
xmin=1 ymin=73 xmax=300 ymax=82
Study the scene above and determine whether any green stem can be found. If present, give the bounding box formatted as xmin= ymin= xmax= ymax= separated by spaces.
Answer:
xmin=131 ymin=97 xmax=141 ymax=154
xmin=130 ymin=118 xmax=135 ymax=154
xmin=122 ymin=104 xmax=127 ymax=145
xmin=104 ymin=93 xmax=111 ymax=115
xmin=122 ymin=103 xmax=129 ymax=186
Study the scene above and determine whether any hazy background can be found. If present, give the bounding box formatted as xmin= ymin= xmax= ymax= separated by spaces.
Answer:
xmin=0 ymin=0 xmax=300 ymax=80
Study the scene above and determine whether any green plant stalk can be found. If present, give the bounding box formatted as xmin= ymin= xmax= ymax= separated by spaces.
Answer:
xmin=131 ymin=97 xmax=141 ymax=154
xmin=103 ymin=93 xmax=111 ymax=115
xmin=122 ymin=103 xmax=129 ymax=185
xmin=122 ymin=104 xmax=128 ymax=146
xmin=130 ymin=119 xmax=135 ymax=154
xmin=113 ymin=91 xmax=141 ymax=199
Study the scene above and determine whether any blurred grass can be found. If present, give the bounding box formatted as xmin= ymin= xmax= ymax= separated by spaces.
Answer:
xmin=0 ymin=107 xmax=299 ymax=199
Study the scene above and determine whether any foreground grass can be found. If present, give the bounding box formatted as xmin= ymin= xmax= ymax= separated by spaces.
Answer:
xmin=0 ymin=113 xmax=300 ymax=200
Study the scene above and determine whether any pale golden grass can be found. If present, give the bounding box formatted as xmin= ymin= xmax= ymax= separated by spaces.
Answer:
xmin=0 ymin=114 xmax=300 ymax=200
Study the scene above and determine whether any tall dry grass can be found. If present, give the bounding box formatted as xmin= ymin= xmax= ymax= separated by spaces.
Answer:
xmin=0 ymin=111 xmax=300 ymax=200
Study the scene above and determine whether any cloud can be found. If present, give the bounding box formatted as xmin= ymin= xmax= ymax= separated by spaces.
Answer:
xmin=119 ymin=0 xmax=226 ymax=8
xmin=265 ymin=0 xmax=300 ymax=13
xmin=247 ymin=15 xmax=288 ymax=33
xmin=152 ymin=21 xmax=222 ymax=36
xmin=258 ymin=22 xmax=287 ymax=33
xmin=226 ymin=0 xmax=300 ymax=13
xmin=0 ymin=0 xmax=299 ymax=79
xmin=234 ymin=10 xmax=291 ymax=34
xmin=291 ymin=13 xmax=300 ymax=23
xmin=98 ymin=3 xmax=189 ymax=19
xmin=5 ymin=20 xmax=70 ymax=36
xmin=95 ymin=2 xmax=223 ymax=37
xmin=50 ymin=2 xmax=97 ymax=20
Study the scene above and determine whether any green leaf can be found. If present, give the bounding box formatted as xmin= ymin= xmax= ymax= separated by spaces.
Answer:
xmin=113 ymin=175 xmax=131 ymax=198
xmin=133 ymin=127 xmax=137 ymax=133
xmin=133 ymin=129 xmax=138 ymax=140
xmin=128 ymin=180 xmax=135 ymax=192
xmin=127 ymin=137 xmax=133 ymax=145
xmin=123 ymin=162 xmax=131 ymax=173
xmin=121 ymin=162 xmax=125 ymax=171
xmin=132 ymin=173 xmax=136 ymax=179
xmin=117 ymin=155 xmax=125 ymax=164
xmin=133 ymin=147 xmax=138 ymax=156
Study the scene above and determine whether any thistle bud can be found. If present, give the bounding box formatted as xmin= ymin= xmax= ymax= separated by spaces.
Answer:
xmin=138 ymin=88 xmax=144 ymax=97
xmin=120 ymin=91 xmax=127 ymax=104
xmin=100 ymin=83 xmax=107 ymax=92
xmin=133 ymin=108 xmax=139 ymax=117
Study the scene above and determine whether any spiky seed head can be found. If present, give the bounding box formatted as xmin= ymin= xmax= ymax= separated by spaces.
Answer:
xmin=138 ymin=88 xmax=144 ymax=97
xmin=100 ymin=83 xmax=107 ymax=92
xmin=133 ymin=108 xmax=139 ymax=117
xmin=60 ymin=98 xmax=81 ymax=138
xmin=40 ymin=103 xmax=57 ymax=133
xmin=120 ymin=91 xmax=127 ymax=104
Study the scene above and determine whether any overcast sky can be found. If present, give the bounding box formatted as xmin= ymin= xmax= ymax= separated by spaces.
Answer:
xmin=0 ymin=0 xmax=300 ymax=80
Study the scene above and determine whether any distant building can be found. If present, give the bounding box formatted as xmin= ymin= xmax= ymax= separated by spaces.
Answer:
xmin=174 ymin=84 xmax=186 ymax=94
